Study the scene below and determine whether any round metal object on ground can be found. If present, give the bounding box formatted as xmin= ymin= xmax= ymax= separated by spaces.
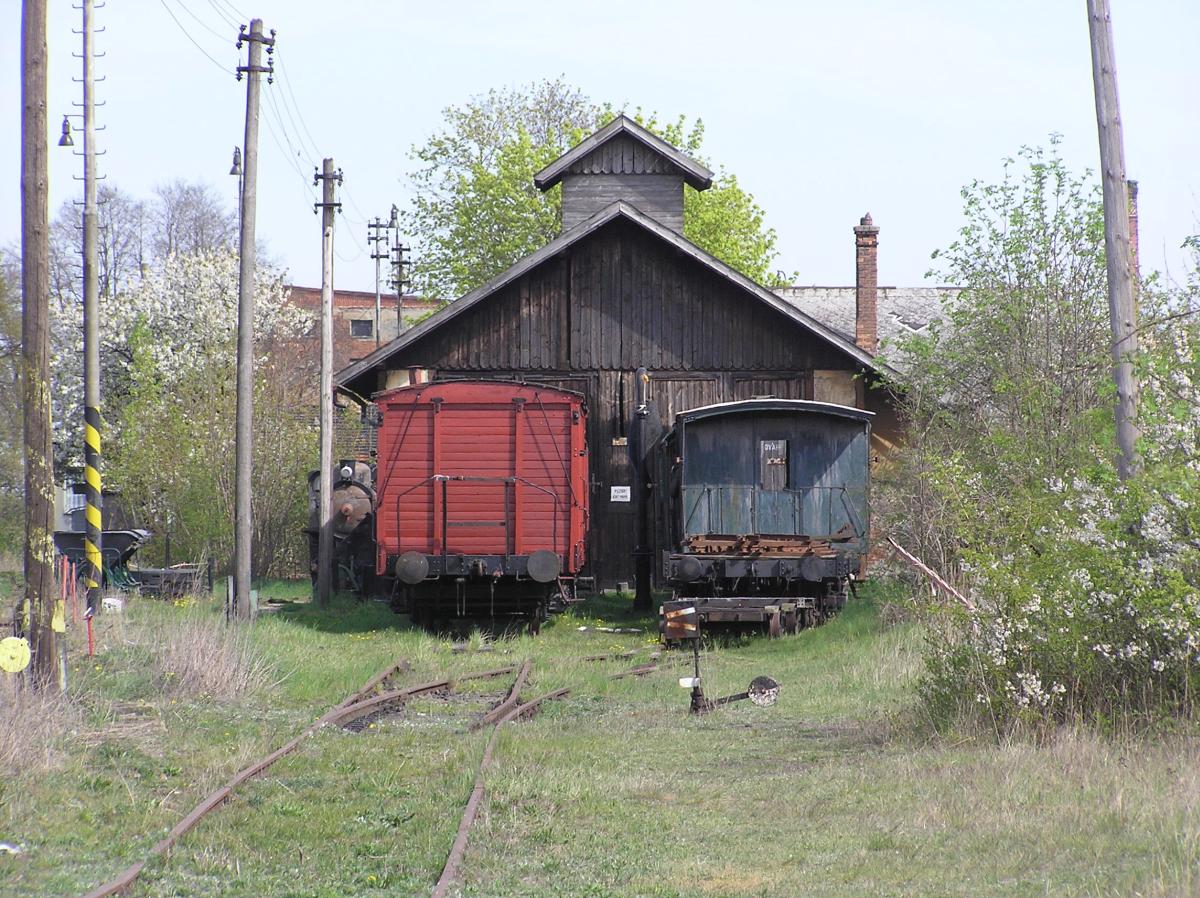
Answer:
xmin=395 ymin=551 xmax=429 ymax=585
xmin=526 ymin=550 xmax=561 ymax=584
xmin=748 ymin=675 xmax=781 ymax=707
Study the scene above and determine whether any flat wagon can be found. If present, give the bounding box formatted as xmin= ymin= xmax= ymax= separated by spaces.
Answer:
xmin=374 ymin=380 xmax=589 ymax=629
xmin=653 ymin=399 xmax=872 ymax=637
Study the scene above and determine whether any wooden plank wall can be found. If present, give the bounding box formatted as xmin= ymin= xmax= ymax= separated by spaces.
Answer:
xmin=562 ymin=175 xmax=684 ymax=231
xmin=386 ymin=218 xmax=857 ymax=586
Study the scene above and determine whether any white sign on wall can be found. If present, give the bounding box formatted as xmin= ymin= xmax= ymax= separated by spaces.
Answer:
xmin=610 ymin=485 xmax=632 ymax=503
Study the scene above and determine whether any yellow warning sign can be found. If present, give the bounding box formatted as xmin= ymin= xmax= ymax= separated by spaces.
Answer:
xmin=0 ymin=636 xmax=31 ymax=673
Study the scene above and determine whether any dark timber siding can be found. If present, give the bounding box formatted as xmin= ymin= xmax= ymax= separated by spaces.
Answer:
xmin=371 ymin=218 xmax=858 ymax=587
xmin=559 ymin=134 xmax=688 ymax=231
xmin=562 ymin=174 xmax=684 ymax=231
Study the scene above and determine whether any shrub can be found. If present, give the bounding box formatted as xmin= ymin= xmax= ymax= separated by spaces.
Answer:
xmin=921 ymin=474 xmax=1200 ymax=731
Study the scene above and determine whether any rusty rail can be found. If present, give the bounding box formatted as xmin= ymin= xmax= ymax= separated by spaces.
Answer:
xmin=609 ymin=663 xmax=658 ymax=680
xmin=78 ymin=658 xmax=516 ymax=898
xmin=432 ymin=671 xmax=571 ymax=898
xmin=470 ymin=658 xmax=532 ymax=731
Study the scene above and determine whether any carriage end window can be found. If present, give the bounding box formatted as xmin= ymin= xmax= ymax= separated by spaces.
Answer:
xmin=760 ymin=440 xmax=788 ymax=490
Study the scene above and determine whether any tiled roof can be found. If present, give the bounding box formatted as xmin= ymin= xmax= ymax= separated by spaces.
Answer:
xmin=773 ymin=286 xmax=956 ymax=351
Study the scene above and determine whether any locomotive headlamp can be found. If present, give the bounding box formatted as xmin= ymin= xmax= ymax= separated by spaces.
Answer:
xmin=340 ymin=465 xmax=354 ymax=480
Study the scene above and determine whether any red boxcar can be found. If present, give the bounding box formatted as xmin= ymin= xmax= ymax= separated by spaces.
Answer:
xmin=374 ymin=380 xmax=588 ymax=628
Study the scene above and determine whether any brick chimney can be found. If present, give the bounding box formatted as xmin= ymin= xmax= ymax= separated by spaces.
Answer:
xmin=854 ymin=213 xmax=880 ymax=353
xmin=1126 ymin=179 xmax=1140 ymax=280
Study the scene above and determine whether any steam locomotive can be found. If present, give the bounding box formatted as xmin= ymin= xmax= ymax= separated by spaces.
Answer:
xmin=305 ymin=459 xmax=376 ymax=595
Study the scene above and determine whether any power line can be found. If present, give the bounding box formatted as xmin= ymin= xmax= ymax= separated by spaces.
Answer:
xmin=260 ymin=97 xmax=317 ymax=200
xmin=263 ymin=86 xmax=312 ymax=175
xmin=269 ymin=58 xmax=321 ymax=167
xmin=274 ymin=51 xmax=322 ymax=162
xmin=204 ymin=0 xmax=238 ymax=29
xmin=156 ymin=0 xmax=227 ymax=74
xmin=168 ymin=0 xmax=227 ymax=42
xmin=211 ymin=0 xmax=247 ymax=24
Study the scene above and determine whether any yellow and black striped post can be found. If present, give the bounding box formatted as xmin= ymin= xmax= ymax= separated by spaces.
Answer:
xmin=83 ymin=404 xmax=102 ymax=611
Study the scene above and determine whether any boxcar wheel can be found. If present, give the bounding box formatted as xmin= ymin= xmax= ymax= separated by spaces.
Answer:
xmin=768 ymin=611 xmax=782 ymax=639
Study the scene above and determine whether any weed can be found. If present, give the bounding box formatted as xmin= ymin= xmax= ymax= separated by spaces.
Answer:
xmin=0 ymin=685 xmax=80 ymax=777
xmin=154 ymin=616 xmax=277 ymax=700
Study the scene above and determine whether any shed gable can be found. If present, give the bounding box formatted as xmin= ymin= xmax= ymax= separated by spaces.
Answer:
xmin=536 ymin=115 xmax=713 ymax=234
xmin=379 ymin=217 xmax=852 ymax=377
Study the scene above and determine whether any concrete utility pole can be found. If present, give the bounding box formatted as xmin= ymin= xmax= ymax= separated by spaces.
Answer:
xmin=80 ymin=0 xmax=103 ymax=615
xmin=390 ymin=230 xmax=411 ymax=333
xmin=1087 ymin=0 xmax=1141 ymax=481
xmin=21 ymin=0 xmax=61 ymax=689
xmin=367 ymin=216 xmax=388 ymax=349
xmin=232 ymin=19 xmax=274 ymax=619
xmin=314 ymin=158 xmax=342 ymax=606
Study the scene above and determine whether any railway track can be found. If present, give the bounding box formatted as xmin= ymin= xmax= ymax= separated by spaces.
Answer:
xmin=76 ymin=653 xmax=588 ymax=898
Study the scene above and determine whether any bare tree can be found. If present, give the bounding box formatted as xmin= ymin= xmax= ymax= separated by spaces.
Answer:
xmin=150 ymin=179 xmax=237 ymax=259
xmin=49 ymin=184 xmax=147 ymax=305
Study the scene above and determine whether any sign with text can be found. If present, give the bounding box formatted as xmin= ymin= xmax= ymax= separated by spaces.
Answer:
xmin=610 ymin=485 xmax=631 ymax=503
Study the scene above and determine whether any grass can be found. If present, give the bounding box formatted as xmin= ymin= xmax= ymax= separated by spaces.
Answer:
xmin=0 ymin=581 xmax=1197 ymax=897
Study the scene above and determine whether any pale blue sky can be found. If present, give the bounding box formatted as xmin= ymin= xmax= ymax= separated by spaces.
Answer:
xmin=3 ymin=1 xmax=1197 ymax=294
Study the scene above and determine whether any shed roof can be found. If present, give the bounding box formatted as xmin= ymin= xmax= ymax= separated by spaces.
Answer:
xmin=774 ymin=285 xmax=954 ymax=362
xmin=533 ymin=115 xmax=714 ymax=192
xmin=336 ymin=201 xmax=889 ymax=393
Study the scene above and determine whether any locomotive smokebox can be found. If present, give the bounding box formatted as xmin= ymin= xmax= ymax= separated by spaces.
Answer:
xmin=396 ymin=551 xmax=429 ymax=585
xmin=526 ymin=550 xmax=561 ymax=583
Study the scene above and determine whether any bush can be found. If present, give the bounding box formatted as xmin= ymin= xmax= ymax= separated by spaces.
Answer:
xmin=921 ymin=474 xmax=1200 ymax=731
xmin=884 ymin=141 xmax=1200 ymax=732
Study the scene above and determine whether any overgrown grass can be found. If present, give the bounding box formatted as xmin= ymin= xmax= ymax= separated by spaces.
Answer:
xmin=1 ymin=582 xmax=1197 ymax=897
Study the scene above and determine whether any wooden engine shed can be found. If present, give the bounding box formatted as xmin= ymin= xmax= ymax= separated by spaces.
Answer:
xmin=337 ymin=115 xmax=888 ymax=588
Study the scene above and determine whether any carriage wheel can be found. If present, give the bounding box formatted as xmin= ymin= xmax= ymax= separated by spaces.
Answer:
xmin=782 ymin=609 xmax=798 ymax=635
xmin=768 ymin=611 xmax=782 ymax=639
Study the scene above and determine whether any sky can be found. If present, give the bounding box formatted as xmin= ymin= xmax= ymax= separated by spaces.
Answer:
xmin=3 ymin=0 xmax=1198 ymax=295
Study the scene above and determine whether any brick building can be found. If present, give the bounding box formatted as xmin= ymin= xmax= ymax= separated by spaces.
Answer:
xmin=287 ymin=286 xmax=439 ymax=374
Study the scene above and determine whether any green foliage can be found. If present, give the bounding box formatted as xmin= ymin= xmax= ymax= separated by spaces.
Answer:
xmin=0 ymin=264 xmax=23 ymax=558
xmin=893 ymin=139 xmax=1111 ymax=488
xmin=887 ymin=140 xmax=1200 ymax=730
xmin=406 ymin=78 xmax=787 ymax=298
xmin=105 ymin=253 xmax=316 ymax=578
xmin=110 ymin=337 xmax=316 ymax=579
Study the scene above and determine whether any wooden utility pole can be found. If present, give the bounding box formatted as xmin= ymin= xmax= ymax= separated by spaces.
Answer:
xmin=314 ymin=159 xmax=341 ymax=606
xmin=1087 ymin=0 xmax=1141 ymax=480
xmin=232 ymin=19 xmax=274 ymax=619
xmin=81 ymin=0 xmax=103 ymax=615
xmin=21 ymin=0 xmax=61 ymax=689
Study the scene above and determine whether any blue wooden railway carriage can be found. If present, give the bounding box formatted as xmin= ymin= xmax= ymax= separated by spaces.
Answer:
xmin=653 ymin=399 xmax=873 ymax=638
